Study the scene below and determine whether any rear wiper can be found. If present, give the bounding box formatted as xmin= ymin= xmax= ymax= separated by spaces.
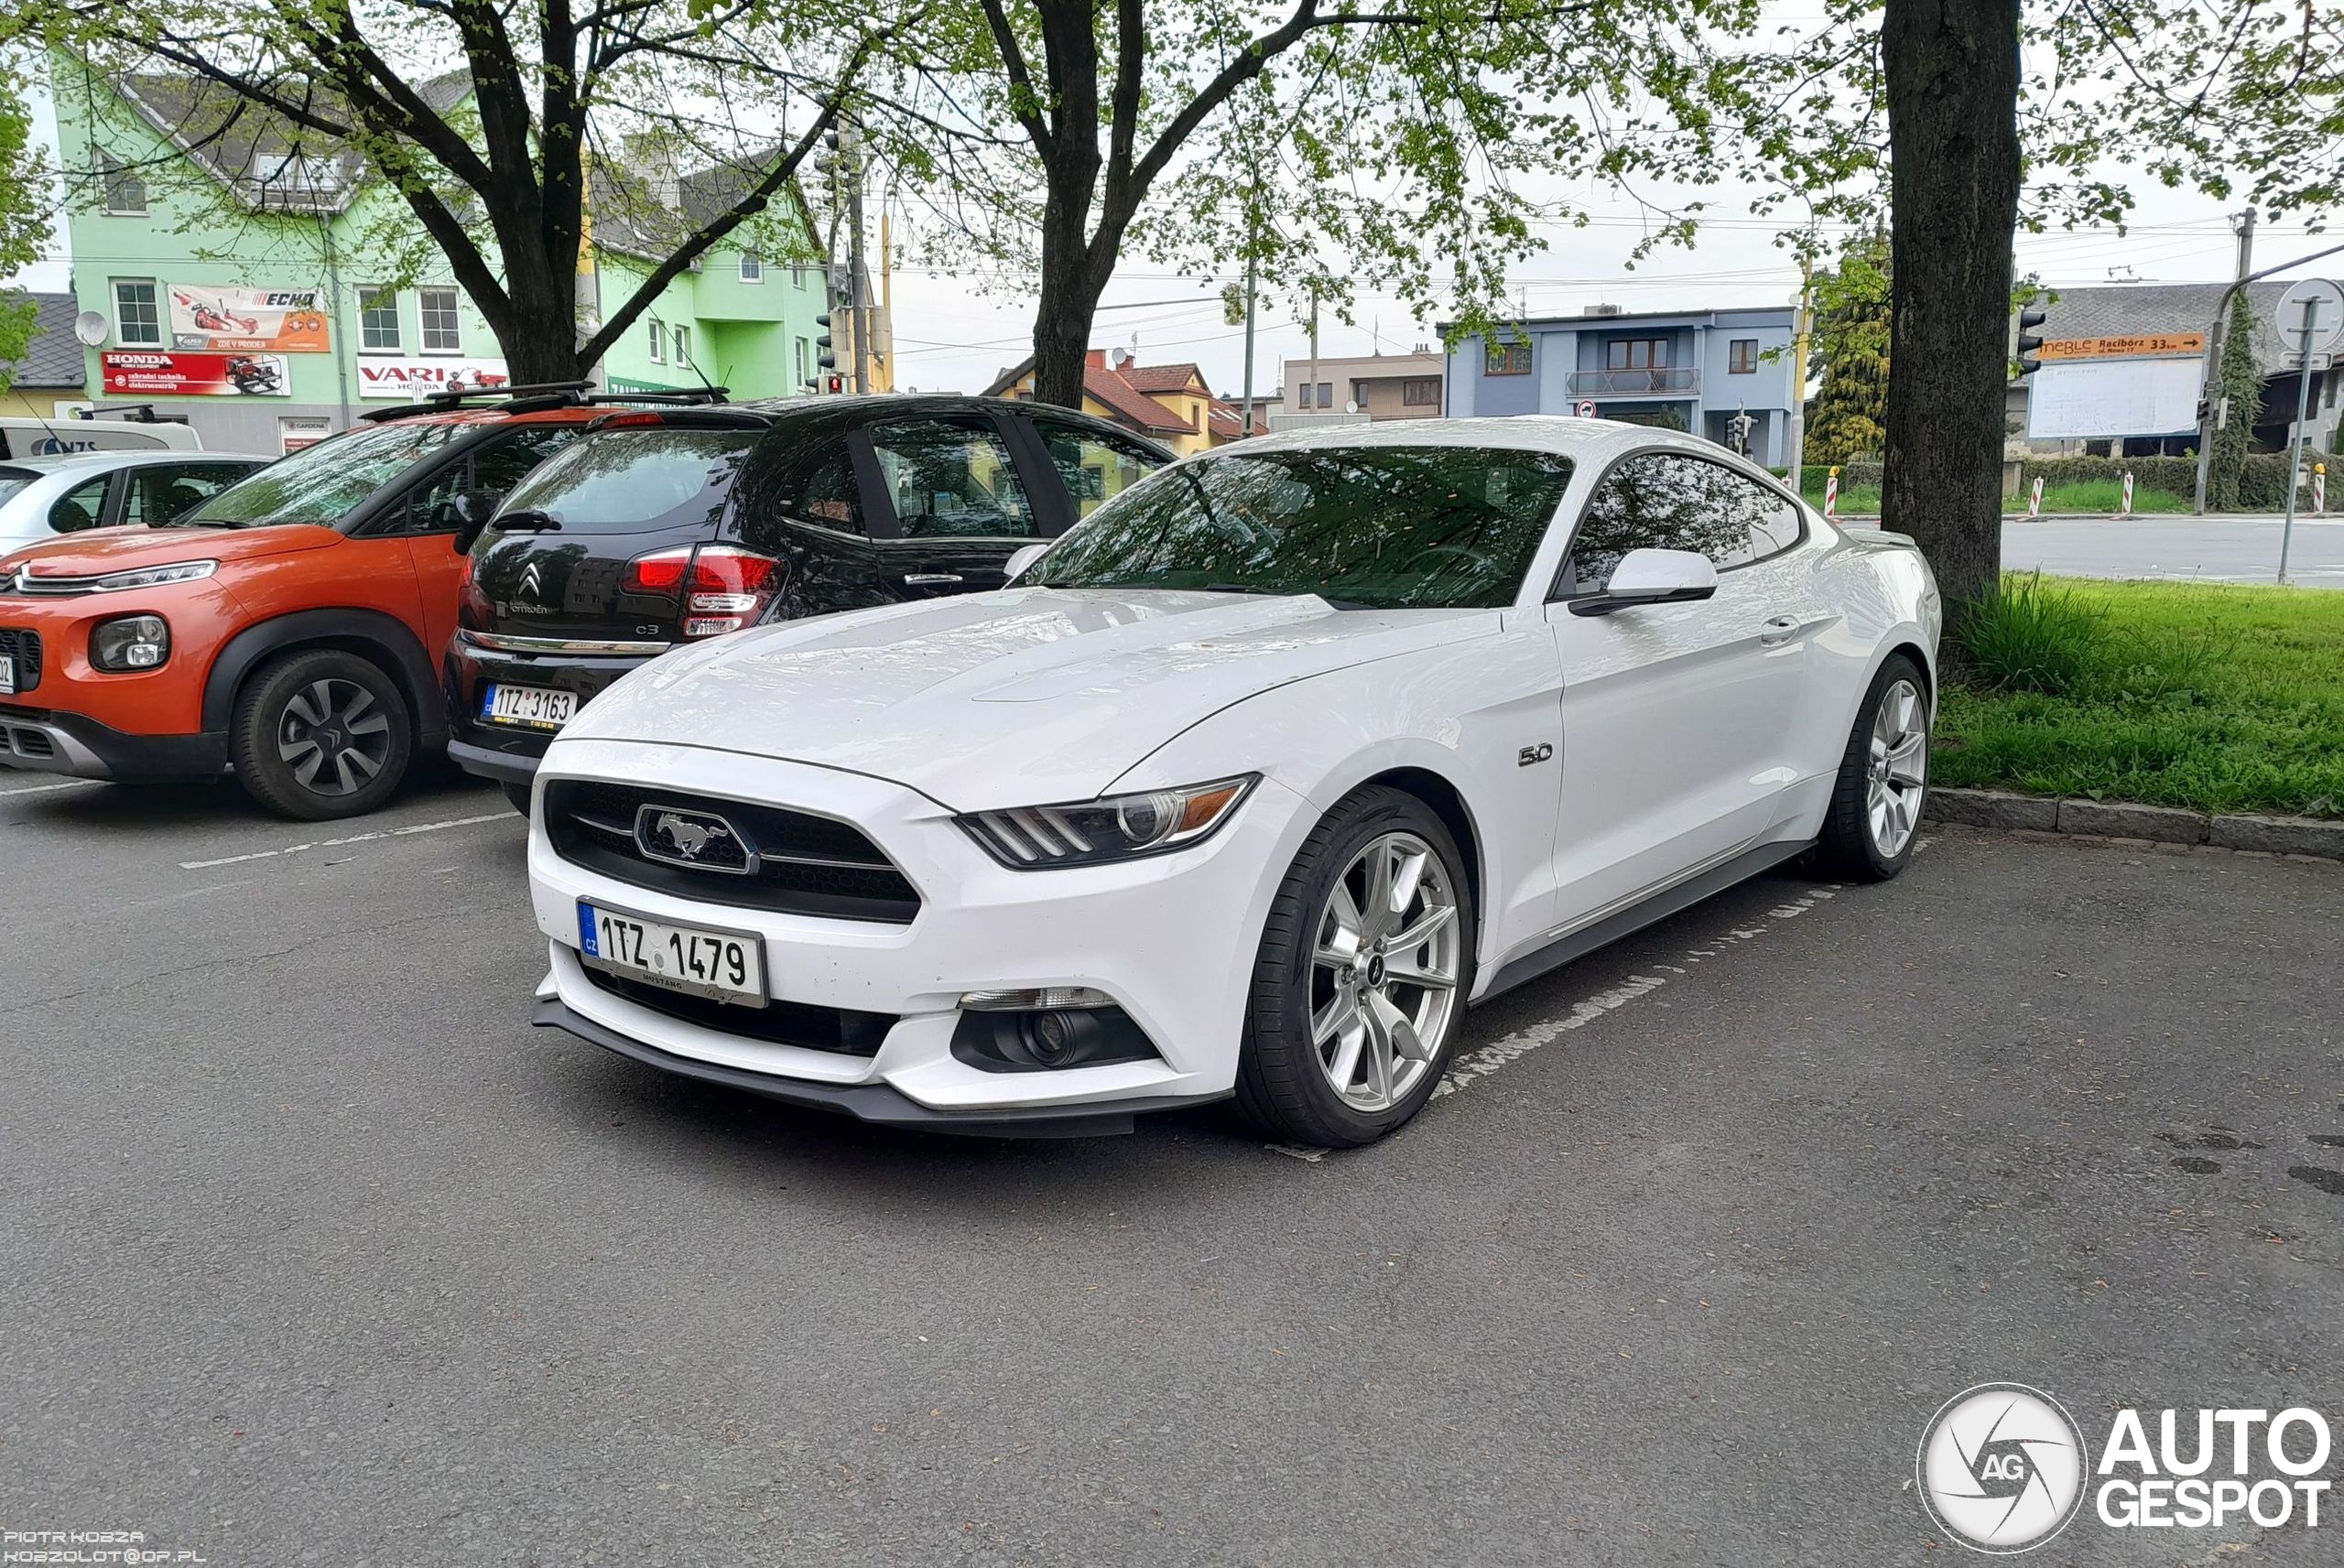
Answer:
xmin=494 ymin=509 xmax=562 ymax=533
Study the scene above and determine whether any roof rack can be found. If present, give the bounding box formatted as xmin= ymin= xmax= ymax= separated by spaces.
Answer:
xmin=585 ymin=386 xmax=732 ymax=406
xmin=357 ymin=379 xmax=595 ymax=423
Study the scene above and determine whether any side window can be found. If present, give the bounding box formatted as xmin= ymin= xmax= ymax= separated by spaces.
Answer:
xmin=406 ymin=428 xmax=577 ymax=533
xmin=49 ymin=476 xmax=113 ymax=534
xmin=867 ymin=417 xmax=1036 ymax=538
xmin=732 ymin=440 xmax=867 ymax=546
xmin=123 ymin=463 xmax=244 ymax=525
xmin=1029 ymin=417 xmax=1164 ymax=522
xmin=1557 ymin=454 xmax=1800 ymax=597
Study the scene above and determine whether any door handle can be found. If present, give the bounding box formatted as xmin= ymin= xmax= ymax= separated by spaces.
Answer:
xmin=902 ymin=573 xmax=964 ymax=587
xmin=1758 ymin=614 xmax=1801 ymax=646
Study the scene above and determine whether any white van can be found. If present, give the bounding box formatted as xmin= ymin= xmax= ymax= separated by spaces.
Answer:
xmin=0 ymin=416 xmax=207 ymax=460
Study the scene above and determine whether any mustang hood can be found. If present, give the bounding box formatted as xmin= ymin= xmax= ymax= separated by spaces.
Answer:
xmin=559 ymin=587 xmax=1497 ymax=809
xmin=5 ymin=524 xmax=342 ymax=577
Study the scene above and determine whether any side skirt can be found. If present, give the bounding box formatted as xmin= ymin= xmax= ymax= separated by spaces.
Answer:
xmin=1477 ymin=838 xmax=1813 ymax=1003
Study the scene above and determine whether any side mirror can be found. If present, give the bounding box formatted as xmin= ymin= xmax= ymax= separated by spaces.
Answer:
xmin=1567 ymin=547 xmax=1718 ymax=617
xmin=1005 ymin=543 xmax=1048 ymax=580
xmin=439 ymin=491 xmax=496 ymax=553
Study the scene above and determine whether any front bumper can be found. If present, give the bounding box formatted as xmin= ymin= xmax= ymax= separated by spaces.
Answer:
xmin=526 ymin=737 xmax=1312 ymax=1126
xmin=0 ymin=705 xmax=227 ymax=779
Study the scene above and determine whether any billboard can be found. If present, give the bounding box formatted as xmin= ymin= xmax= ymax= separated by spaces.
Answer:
xmin=102 ymin=351 xmax=291 ymax=398
xmin=2026 ymin=358 xmax=2201 ymax=441
xmin=167 ymin=287 xmax=331 ymax=353
xmin=356 ymin=356 xmax=511 ymax=400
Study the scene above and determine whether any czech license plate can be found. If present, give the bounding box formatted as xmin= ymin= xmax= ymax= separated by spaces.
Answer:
xmin=578 ymin=900 xmax=765 ymax=1008
xmin=483 ymin=682 xmax=576 ymax=730
xmin=0 ymin=654 xmax=13 ymax=695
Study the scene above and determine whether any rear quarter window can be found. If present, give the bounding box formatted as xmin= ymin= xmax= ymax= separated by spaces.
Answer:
xmin=493 ymin=428 xmax=755 ymax=534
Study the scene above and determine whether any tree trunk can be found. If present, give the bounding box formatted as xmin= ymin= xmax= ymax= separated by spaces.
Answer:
xmin=1880 ymin=0 xmax=2023 ymax=605
xmin=496 ymin=254 xmax=591 ymax=384
xmin=1028 ymin=146 xmax=1112 ymax=408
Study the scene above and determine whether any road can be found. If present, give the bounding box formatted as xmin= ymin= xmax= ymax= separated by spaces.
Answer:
xmin=2001 ymin=514 xmax=2344 ymax=587
xmin=3 ymin=773 xmax=2339 ymax=1564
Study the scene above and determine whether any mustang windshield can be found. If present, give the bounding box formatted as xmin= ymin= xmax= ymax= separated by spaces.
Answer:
xmin=172 ymin=421 xmax=461 ymax=530
xmin=1030 ymin=445 xmax=1574 ymax=609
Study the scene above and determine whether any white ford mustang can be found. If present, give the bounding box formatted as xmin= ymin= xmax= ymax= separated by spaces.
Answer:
xmin=525 ymin=419 xmax=1938 ymax=1145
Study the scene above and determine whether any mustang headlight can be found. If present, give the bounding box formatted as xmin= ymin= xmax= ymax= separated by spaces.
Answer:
xmin=958 ymin=775 xmax=1257 ymax=869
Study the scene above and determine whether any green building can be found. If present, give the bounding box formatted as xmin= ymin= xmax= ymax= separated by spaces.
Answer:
xmin=49 ymin=59 xmax=826 ymax=453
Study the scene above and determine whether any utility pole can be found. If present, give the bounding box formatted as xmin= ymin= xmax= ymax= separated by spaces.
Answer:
xmin=2193 ymin=207 xmax=2255 ymax=513
xmin=843 ymin=118 xmax=870 ymax=395
xmin=1240 ymin=167 xmax=1261 ymax=438
xmin=1307 ymin=279 xmax=1320 ymax=416
xmin=1783 ymin=254 xmax=1814 ymax=479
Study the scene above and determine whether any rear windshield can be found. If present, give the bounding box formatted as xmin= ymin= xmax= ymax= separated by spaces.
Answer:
xmin=492 ymin=428 xmax=754 ymax=535
xmin=174 ymin=421 xmax=460 ymax=529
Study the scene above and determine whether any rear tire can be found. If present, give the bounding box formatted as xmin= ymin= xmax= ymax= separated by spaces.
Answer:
xmin=501 ymin=780 xmax=534 ymax=816
xmin=230 ymin=648 xmax=413 ymax=821
xmin=1234 ymin=786 xmax=1476 ymax=1148
xmin=1814 ymin=654 xmax=1929 ymax=881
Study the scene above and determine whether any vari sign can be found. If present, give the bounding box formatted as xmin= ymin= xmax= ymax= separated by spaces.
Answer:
xmin=356 ymin=357 xmax=512 ymax=399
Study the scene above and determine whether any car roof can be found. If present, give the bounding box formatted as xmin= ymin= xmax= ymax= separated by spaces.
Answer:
xmin=0 ymin=449 xmax=274 ymax=471
xmin=1217 ymin=416 xmax=1730 ymax=466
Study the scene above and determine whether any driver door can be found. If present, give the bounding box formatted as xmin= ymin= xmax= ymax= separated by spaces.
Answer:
xmin=1544 ymin=451 xmax=1815 ymax=929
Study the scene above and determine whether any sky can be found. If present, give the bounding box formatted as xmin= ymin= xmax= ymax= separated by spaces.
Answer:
xmin=10 ymin=68 xmax=2337 ymax=398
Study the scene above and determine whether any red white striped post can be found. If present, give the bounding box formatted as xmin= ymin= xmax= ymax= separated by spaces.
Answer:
xmin=2317 ymin=462 xmax=2328 ymax=515
xmin=2120 ymin=471 xmax=2134 ymax=517
xmin=1824 ymin=466 xmax=1839 ymax=520
xmin=2027 ymin=476 xmax=2044 ymax=519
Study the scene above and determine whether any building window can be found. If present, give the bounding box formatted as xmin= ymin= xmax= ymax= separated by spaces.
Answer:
xmin=1485 ymin=341 xmax=1533 ymax=376
xmin=1318 ymin=381 xmax=1333 ymax=409
xmin=1605 ymin=338 xmax=1669 ymax=370
xmin=1402 ymin=377 xmax=1440 ymax=406
xmin=795 ymin=336 xmax=811 ymax=386
xmin=740 ymin=253 xmax=764 ymax=283
xmin=100 ymin=157 xmax=146 ymax=215
xmin=358 ymin=287 xmax=401 ymax=352
xmin=1729 ymin=339 xmax=1758 ymax=374
xmin=646 ymin=320 xmax=665 ymax=364
xmin=671 ymin=325 xmax=690 ymax=368
xmin=418 ymin=287 xmax=461 ymax=353
xmin=112 ymin=279 xmax=161 ymax=345
xmin=1294 ymin=382 xmax=1313 ymax=409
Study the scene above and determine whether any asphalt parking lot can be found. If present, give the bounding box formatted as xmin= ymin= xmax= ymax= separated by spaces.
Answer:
xmin=4 ymin=771 xmax=2339 ymax=1565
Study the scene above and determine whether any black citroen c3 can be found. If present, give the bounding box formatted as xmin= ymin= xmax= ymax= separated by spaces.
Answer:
xmin=443 ymin=394 xmax=1171 ymax=809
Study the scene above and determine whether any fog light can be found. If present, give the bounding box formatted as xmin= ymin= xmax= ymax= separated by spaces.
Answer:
xmin=1019 ymin=1009 xmax=1102 ymax=1068
xmin=91 ymin=614 xmax=170 ymax=672
xmin=959 ymin=986 xmax=1114 ymax=1011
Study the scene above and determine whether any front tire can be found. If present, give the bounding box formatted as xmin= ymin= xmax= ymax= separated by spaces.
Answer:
xmin=1236 ymin=786 xmax=1476 ymax=1148
xmin=230 ymin=649 xmax=413 ymax=820
xmin=1815 ymin=654 xmax=1930 ymax=881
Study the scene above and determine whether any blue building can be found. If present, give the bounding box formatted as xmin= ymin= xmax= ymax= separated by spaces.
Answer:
xmin=1444 ymin=304 xmax=1801 ymax=466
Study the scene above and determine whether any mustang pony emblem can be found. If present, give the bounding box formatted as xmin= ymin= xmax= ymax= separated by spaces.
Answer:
xmin=635 ymin=805 xmax=755 ymax=873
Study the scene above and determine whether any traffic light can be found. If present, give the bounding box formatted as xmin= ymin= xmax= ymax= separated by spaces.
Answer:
xmin=814 ymin=310 xmax=837 ymax=372
xmin=2015 ymin=307 xmax=2048 ymax=376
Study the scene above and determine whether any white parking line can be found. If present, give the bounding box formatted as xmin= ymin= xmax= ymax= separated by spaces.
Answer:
xmin=179 ymin=812 xmax=511 ymax=870
xmin=1267 ymin=882 xmax=1845 ymax=1159
xmin=0 ymin=778 xmax=104 ymax=797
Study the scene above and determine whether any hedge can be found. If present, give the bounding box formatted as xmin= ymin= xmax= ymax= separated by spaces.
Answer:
xmin=1775 ymin=455 xmax=2310 ymax=510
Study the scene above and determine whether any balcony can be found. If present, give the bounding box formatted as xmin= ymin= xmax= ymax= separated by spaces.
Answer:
xmin=1568 ymin=366 xmax=1699 ymax=397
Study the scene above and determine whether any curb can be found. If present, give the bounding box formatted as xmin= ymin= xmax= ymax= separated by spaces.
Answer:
xmin=1924 ymin=788 xmax=2344 ymax=861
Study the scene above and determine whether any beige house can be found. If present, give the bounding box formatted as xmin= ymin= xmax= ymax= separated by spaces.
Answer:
xmin=1276 ymin=348 xmax=1443 ymax=426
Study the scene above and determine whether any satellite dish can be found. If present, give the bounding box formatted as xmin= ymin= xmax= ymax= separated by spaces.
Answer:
xmin=1345 ymin=398 xmax=1360 ymax=414
xmin=74 ymin=310 xmax=110 ymax=347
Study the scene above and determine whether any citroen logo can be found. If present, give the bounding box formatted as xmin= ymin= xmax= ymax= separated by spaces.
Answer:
xmin=518 ymin=560 xmax=545 ymax=599
xmin=633 ymin=804 xmax=757 ymax=874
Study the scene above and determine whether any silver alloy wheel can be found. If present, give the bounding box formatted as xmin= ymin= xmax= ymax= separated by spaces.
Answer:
xmin=277 ymin=677 xmax=393 ymax=797
xmin=1308 ymin=829 xmax=1463 ymax=1112
xmin=1867 ymin=677 xmax=1928 ymax=858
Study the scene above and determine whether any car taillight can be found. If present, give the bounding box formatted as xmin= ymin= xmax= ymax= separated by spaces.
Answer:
xmin=623 ymin=545 xmax=784 ymax=637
